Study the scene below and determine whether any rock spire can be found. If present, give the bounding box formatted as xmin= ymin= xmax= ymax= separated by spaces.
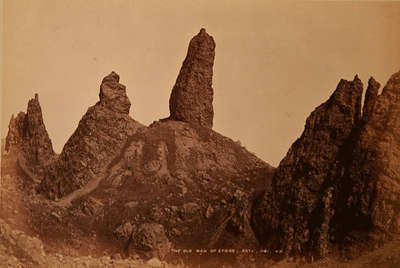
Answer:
xmin=5 ymin=93 xmax=55 ymax=170
xmin=169 ymin=28 xmax=215 ymax=128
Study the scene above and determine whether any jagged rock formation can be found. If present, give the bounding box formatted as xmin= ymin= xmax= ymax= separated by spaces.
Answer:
xmin=38 ymin=72 xmax=144 ymax=199
xmin=253 ymin=71 xmax=400 ymax=258
xmin=336 ymin=72 xmax=400 ymax=237
xmin=169 ymin=28 xmax=215 ymax=128
xmin=32 ymin=30 xmax=274 ymax=256
xmin=99 ymin=71 xmax=131 ymax=114
xmin=252 ymin=76 xmax=364 ymax=257
xmin=6 ymin=27 xmax=400 ymax=265
xmin=5 ymin=94 xmax=55 ymax=174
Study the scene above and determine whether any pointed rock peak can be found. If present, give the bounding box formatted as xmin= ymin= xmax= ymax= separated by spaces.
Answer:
xmin=28 ymin=93 xmax=42 ymax=111
xmin=368 ymin=76 xmax=380 ymax=89
xmin=5 ymin=94 xmax=54 ymax=168
xmin=352 ymin=75 xmax=363 ymax=87
xmin=329 ymin=77 xmax=363 ymax=110
xmin=366 ymin=76 xmax=381 ymax=96
xmin=169 ymin=29 xmax=215 ymax=128
xmin=187 ymin=28 xmax=216 ymax=61
xmin=102 ymin=71 xmax=120 ymax=83
xmin=362 ymin=76 xmax=380 ymax=121
xmin=196 ymin=28 xmax=213 ymax=42
xmin=99 ymin=71 xmax=131 ymax=114
xmin=25 ymin=93 xmax=46 ymax=129
xmin=366 ymin=77 xmax=381 ymax=98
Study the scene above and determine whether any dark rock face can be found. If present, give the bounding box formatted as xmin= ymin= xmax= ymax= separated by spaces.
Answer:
xmin=5 ymin=94 xmax=55 ymax=173
xmin=338 ymin=72 xmax=400 ymax=237
xmin=253 ymin=71 xmax=400 ymax=258
xmin=169 ymin=28 xmax=215 ymax=128
xmin=38 ymin=72 xmax=144 ymax=199
xmin=253 ymin=76 xmax=363 ymax=257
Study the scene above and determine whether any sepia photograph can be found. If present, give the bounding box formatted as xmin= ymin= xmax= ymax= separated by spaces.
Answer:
xmin=1 ymin=1 xmax=400 ymax=267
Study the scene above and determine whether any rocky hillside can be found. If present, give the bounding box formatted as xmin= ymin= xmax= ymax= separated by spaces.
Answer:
xmin=38 ymin=71 xmax=144 ymax=200
xmin=2 ymin=29 xmax=274 ymax=267
xmin=2 ymin=28 xmax=400 ymax=267
xmin=253 ymin=71 xmax=400 ymax=260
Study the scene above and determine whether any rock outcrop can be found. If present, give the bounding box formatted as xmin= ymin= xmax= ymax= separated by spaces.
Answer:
xmin=99 ymin=71 xmax=131 ymax=114
xmin=5 ymin=94 xmax=55 ymax=174
xmin=169 ymin=28 xmax=215 ymax=128
xmin=253 ymin=76 xmax=364 ymax=257
xmin=38 ymin=72 xmax=144 ymax=199
xmin=253 ymin=71 xmax=400 ymax=259
xmin=336 ymin=72 xmax=400 ymax=237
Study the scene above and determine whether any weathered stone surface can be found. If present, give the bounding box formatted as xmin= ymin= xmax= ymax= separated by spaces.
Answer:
xmin=102 ymin=119 xmax=274 ymax=253
xmin=99 ymin=71 xmax=131 ymax=114
xmin=253 ymin=71 xmax=400 ymax=259
xmin=253 ymin=76 xmax=364 ymax=257
xmin=38 ymin=72 xmax=144 ymax=199
xmin=0 ymin=218 xmax=46 ymax=267
xmin=338 ymin=71 xmax=400 ymax=237
xmin=169 ymin=28 xmax=215 ymax=128
xmin=129 ymin=223 xmax=171 ymax=259
xmin=3 ymin=30 xmax=276 ymax=265
xmin=5 ymin=94 xmax=55 ymax=173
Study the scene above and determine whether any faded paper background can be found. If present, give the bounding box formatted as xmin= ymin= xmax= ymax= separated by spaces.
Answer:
xmin=1 ymin=0 xmax=400 ymax=166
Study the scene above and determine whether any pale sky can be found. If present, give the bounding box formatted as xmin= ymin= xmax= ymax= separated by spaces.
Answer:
xmin=2 ymin=0 xmax=400 ymax=166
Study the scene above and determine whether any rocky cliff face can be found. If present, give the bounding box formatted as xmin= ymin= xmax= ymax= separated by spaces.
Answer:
xmin=5 ymin=94 xmax=55 ymax=174
xmin=253 ymin=76 xmax=364 ymax=257
xmin=38 ymin=72 xmax=144 ymax=199
xmin=337 ymin=72 xmax=400 ymax=237
xmin=253 ymin=71 xmax=400 ymax=259
xmin=169 ymin=28 xmax=215 ymax=128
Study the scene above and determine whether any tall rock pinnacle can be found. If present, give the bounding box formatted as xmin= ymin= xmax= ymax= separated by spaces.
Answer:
xmin=99 ymin=71 xmax=131 ymax=114
xmin=39 ymin=72 xmax=143 ymax=200
xmin=5 ymin=94 xmax=55 ymax=173
xmin=169 ymin=28 xmax=215 ymax=128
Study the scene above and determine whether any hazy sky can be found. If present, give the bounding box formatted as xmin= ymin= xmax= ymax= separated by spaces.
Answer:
xmin=2 ymin=0 xmax=400 ymax=166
